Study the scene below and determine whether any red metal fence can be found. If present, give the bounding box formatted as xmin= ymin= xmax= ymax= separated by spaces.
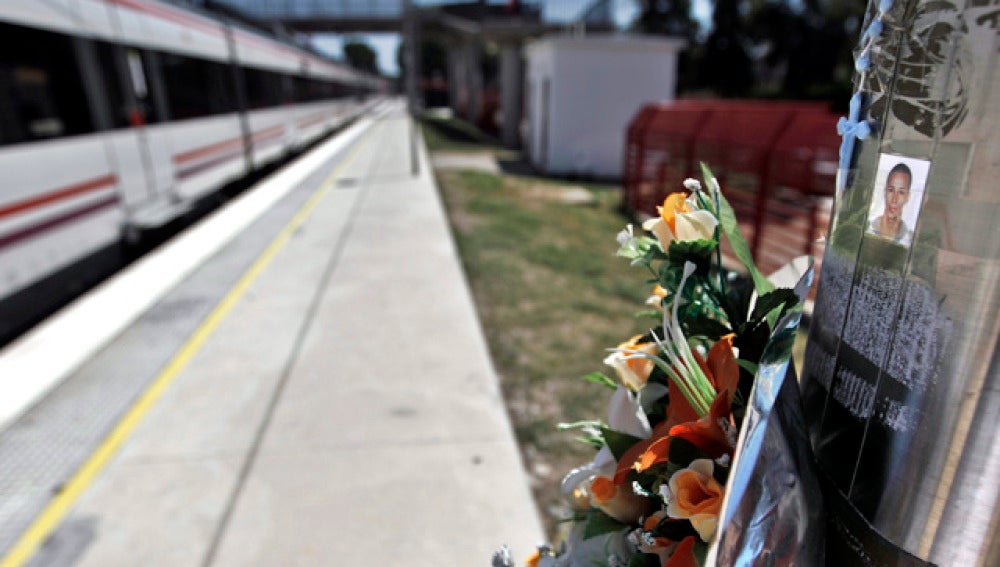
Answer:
xmin=623 ymin=100 xmax=840 ymax=276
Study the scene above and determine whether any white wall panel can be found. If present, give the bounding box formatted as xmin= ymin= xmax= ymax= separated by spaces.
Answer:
xmin=525 ymin=35 xmax=685 ymax=178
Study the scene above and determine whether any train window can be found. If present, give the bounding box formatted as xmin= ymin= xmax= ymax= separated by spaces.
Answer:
xmin=293 ymin=76 xmax=310 ymax=103
xmin=93 ymin=42 xmax=129 ymax=129
xmin=159 ymin=53 xmax=238 ymax=120
xmin=0 ymin=21 xmax=94 ymax=146
xmin=294 ymin=77 xmax=341 ymax=103
xmin=94 ymin=44 xmax=166 ymax=128
xmin=279 ymin=74 xmax=294 ymax=104
xmin=243 ymin=67 xmax=282 ymax=109
xmin=136 ymin=50 xmax=166 ymax=124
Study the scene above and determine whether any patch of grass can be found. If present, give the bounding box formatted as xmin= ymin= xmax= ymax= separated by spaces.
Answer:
xmin=435 ymin=167 xmax=653 ymax=538
xmin=434 ymin=152 xmax=818 ymax=540
xmin=419 ymin=114 xmax=500 ymax=152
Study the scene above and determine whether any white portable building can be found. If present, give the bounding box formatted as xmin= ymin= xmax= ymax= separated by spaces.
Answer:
xmin=523 ymin=35 xmax=685 ymax=179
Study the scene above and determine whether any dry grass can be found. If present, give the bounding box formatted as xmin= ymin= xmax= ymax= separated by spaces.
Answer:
xmin=435 ymin=167 xmax=655 ymax=536
xmin=425 ymin=116 xmax=813 ymax=540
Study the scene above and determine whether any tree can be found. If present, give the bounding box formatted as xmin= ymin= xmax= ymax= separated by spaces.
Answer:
xmin=702 ymin=0 xmax=754 ymax=96
xmin=635 ymin=0 xmax=699 ymax=39
xmin=633 ymin=0 xmax=700 ymax=92
xmin=344 ymin=39 xmax=380 ymax=76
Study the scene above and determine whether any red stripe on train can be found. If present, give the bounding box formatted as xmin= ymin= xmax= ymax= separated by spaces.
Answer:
xmin=297 ymin=113 xmax=328 ymax=129
xmin=173 ymin=136 xmax=244 ymax=165
xmin=174 ymin=126 xmax=285 ymax=165
xmin=252 ymin=125 xmax=285 ymax=142
xmin=0 ymin=175 xmax=118 ymax=221
xmin=175 ymin=149 xmax=243 ymax=180
xmin=0 ymin=196 xmax=121 ymax=251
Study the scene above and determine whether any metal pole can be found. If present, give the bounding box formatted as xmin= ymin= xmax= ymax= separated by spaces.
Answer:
xmin=410 ymin=114 xmax=420 ymax=177
xmin=403 ymin=0 xmax=420 ymax=177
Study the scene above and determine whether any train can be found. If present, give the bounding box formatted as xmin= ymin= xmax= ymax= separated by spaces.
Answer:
xmin=0 ymin=0 xmax=385 ymax=344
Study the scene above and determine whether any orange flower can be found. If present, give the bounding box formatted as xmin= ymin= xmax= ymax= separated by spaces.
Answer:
xmin=660 ymin=193 xmax=691 ymax=234
xmin=664 ymin=536 xmax=699 ymax=567
xmin=615 ymin=338 xmax=735 ymax=481
xmin=668 ymin=390 xmax=734 ymax=458
xmin=695 ymin=334 xmax=739 ymax=398
xmin=635 ymin=435 xmax=672 ymax=473
xmin=614 ymin=335 xmax=738 ymax=481
xmin=612 ymin=419 xmax=671 ymax=484
xmin=665 ymin=459 xmax=724 ymax=541
xmin=590 ymin=475 xmax=656 ymax=525
xmin=642 ymin=192 xmax=718 ymax=250
xmin=664 ymin=334 xmax=737 ymax=426
xmin=631 ymin=392 xmax=733 ymax=481
xmin=636 ymin=511 xmax=678 ymax=563
xmin=605 ymin=335 xmax=659 ymax=391
xmin=646 ymin=284 xmax=670 ymax=310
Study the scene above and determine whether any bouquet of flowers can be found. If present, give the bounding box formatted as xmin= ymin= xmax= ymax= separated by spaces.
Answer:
xmin=496 ymin=165 xmax=820 ymax=567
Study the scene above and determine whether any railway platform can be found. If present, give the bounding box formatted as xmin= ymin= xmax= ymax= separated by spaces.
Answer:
xmin=0 ymin=102 xmax=543 ymax=566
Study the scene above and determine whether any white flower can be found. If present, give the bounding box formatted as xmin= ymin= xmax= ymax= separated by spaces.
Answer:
xmin=659 ymin=483 xmax=673 ymax=505
xmin=606 ymin=386 xmax=652 ymax=439
xmin=616 ymin=224 xmax=635 ymax=247
xmin=641 ymin=192 xmax=718 ymax=251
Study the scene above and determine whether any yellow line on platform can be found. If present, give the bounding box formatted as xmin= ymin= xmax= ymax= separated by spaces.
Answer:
xmin=0 ymin=124 xmax=378 ymax=567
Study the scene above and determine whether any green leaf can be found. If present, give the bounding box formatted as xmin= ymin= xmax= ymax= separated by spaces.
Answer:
xmin=576 ymin=435 xmax=605 ymax=450
xmin=700 ymin=163 xmax=775 ymax=295
xmin=693 ymin=539 xmax=710 ymax=566
xmin=735 ymin=359 xmax=759 ymax=376
xmin=683 ymin=316 xmax=732 ymax=341
xmin=618 ymin=236 xmax=666 ymax=268
xmin=601 ymin=427 xmax=645 ymax=462
xmin=641 ymin=243 xmax=670 ymax=263
xmin=749 ymin=288 xmax=800 ymax=324
xmin=634 ymin=309 xmax=662 ymax=320
xmin=668 ymin=436 xmax=709 ymax=468
xmin=765 ymin=303 xmax=786 ymax=331
xmin=627 ymin=552 xmax=663 ymax=567
xmin=652 ymin=518 xmax=699 ymax=541
xmin=667 ymin=239 xmax=717 ymax=268
xmin=582 ymin=509 xmax=627 ymax=540
xmin=558 ymin=420 xmax=605 ymax=431
xmin=657 ymin=263 xmax=685 ymax=291
xmin=721 ymin=276 xmax=754 ymax=330
xmin=580 ymin=372 xmax=618 ymax=390
xmin=733 ymin=320 xmax=772 ymax=398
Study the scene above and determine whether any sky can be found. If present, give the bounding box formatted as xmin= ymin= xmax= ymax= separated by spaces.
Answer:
xmin=309 ymin=0 xmax=713 ymax=77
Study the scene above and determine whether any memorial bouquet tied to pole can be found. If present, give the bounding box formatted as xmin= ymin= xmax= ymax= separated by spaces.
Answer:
xmin=497 ymin=164 xmax=817 ymax=567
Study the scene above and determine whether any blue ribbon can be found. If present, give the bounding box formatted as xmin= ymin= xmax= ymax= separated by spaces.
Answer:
xmin=878 ymin=0 xmax=893 ymax=14
xmin=862 ymin=18 xmax=884 ymax=43
xmin=855 ymin=47 xmax=871 ymax=72
xmin=836 ymin=93 xmax=872 ymax=189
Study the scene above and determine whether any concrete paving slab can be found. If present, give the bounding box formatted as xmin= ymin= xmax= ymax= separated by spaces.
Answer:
xmin=212 ymin=442 xmax=538 ymax=567
xmin=430 ymin=151 xmax=500 ymax=174
xmin=217 ymin=109 xmax=543 ymax=563
xmin=73 ymin=456 xmax=243 ymax=567
xmin=22 ymin=104 xmax=543 ymax=566
xmin=99 ymin=186 xmax=364 ymax=462
xmin=56 ymin=138 xmax=378 ymax=565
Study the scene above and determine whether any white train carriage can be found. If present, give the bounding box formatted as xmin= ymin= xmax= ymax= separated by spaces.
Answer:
xmin=0 ymin=0 xmax=381 ymax=343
